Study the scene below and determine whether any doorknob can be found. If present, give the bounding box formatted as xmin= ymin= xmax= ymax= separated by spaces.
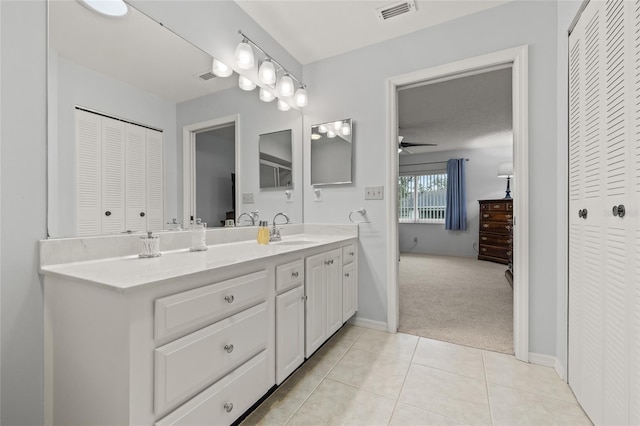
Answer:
xmin=612 ymin=204 xmax=625 ymax=218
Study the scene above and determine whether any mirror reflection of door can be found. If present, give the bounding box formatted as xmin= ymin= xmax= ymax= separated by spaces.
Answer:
xmin=195 ymin=123 xmax=235 ymax=227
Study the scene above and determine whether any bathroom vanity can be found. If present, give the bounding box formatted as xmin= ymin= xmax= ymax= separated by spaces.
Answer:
xmin=40 ymin=225 xmax=357 ymax=425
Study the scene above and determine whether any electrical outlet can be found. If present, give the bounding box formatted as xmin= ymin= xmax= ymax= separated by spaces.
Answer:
xmin=242 ymin=193 xmax=254 ymax=204
xmin=365 ymin=185 xmax=384 ymax=200
xmin=313 ymin=187 xmax=323 ymax=202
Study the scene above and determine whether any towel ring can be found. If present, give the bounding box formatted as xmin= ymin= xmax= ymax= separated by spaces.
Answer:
xmin=349 ymin=208 xmax=370 ymax=224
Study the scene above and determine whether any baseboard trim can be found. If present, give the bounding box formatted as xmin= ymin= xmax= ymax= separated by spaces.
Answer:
xmin=529 ymin=352 xmax=565 ymax=380
xmin=348 ymin=316 xmax=387 ymax=331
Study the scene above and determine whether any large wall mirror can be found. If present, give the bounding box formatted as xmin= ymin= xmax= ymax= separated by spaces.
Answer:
xmin=311 ymin=119 xmax=353 ymax=185
xmin=47 ymin=0 xmax=303 ymax=237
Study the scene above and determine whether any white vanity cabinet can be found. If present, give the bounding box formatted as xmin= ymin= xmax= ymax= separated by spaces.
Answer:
xmin=305 ymin=248 xmax=343 ymax=357
xmin=275 ymin=259 xmax=305 ymax=384
xmin=342 ymin=243 xmax=357 ymax=322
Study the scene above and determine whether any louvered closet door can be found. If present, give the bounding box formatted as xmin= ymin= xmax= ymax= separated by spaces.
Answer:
xmin=101 ymin=116 xmax=126 ymax=234
xmin=125 ymin=123 xmax=147 ymax=232
xmin=76 ymin=110 xmax=102 ymax=236
xmin=145 ymin=129 xmax=163 ymax=232
xmin=569 ymin=1 xmax=638 ymax=425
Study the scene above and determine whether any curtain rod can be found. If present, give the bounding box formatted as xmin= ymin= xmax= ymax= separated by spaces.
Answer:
xmin=400 ymin=158 xmax=469 ymax=167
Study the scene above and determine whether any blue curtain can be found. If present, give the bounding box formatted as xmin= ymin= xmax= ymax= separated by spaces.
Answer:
xmin=445 ymin=158 xmax=467 ymax=230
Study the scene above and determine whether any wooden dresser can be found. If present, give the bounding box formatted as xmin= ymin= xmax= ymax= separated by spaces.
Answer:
xmin=478 ymin=199 xmax=513 ymax=265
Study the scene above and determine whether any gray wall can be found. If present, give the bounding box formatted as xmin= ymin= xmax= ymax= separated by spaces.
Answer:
xmin=49 ymin=53 xmax=178 ymax=237
xmin=303 ymin=1 xmax=560 ymax=356
xmin=398 ymin=146 xmax=511 ymax=256
xmin=0 ymin=1 xmax=46 ymax=424
xmin=195 ymin=126 xmax=235 ymax=227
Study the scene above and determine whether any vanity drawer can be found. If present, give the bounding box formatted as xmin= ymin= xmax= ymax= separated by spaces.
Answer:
xmin=156 ymin=350 xmax=270 ymax=426
xmin=154 ymin=302 xmax=268 ymax=415
xmin=275 ymin=259 xmax=304 ymax=293
xmin=155 ymin=270 xmax=267 ymax=340
xmin=342 ymin=244 xmax=356 ymax=265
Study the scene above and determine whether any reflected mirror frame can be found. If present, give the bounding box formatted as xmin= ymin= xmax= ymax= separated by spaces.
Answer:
xmin=310 ymin=118 xmax=353 ymax=186
xmin=258 ymin=129 xmax=293 ymax=189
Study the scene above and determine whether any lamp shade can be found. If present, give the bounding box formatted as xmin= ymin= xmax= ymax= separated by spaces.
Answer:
xmin=277 ymin=74 xmax=294 ymax=97
xmin=258 ymin=59 xmax=276 ymax=85
xmin=294 ymin=87 xmax=308 ymax=107
xmin=259 ymin=88 xmax=275 ymax=102
xmin=497 ymin=162 xmax=513 ymax=178
xmin=212 ymin=59 xmax=233 ymax=77
xmin=238 ymin=75 xmax=256 ymax=91
xmin=79 ymin=0 xmax=128 ymax=16
xmin=234 ymin=40 xmax=254 ymax=70
xmin=277 ymin=99 xmax=291 ymax=111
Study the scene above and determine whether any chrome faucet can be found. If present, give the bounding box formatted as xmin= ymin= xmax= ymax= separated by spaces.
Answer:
xmin=237 ymin=212 xmax=256 ymax=226
xmin=270 ymin=212 xmax=290 ymax=242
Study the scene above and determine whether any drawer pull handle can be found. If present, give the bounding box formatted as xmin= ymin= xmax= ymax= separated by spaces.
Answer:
xmin=224 ymin=402 xmax=233 ymax=413
xmin=483 ymin=224 xmax=489 ymax=228
xmin=325 ymin=259 xmax=334 ymax=265
xmin=494 ymin=204 xmax=501 ymax=208
xmin=508 ymin=239 xmax=512 ymax=243
xmin=507 ymin=251 xmax=512 ymax=256
xmin=505 ymin=226 xmax=510 ymax=230
xmin=345 ymin=272 xmax=350 ymax=277
xmin=224 ymin=344 xmax=234 ymax=353
xmin=349 ymin=252 xmax=355 ymax=256
xmin=612 ymin=204 xmax=625 ymax=218
xmin=481 ymin=237 xmax=487 ymax=241
xmin=481 ymin=248 xmax=487 ymax=252
xmin=224 ymin=295 xmax=235 ymax=303
xmin=291 ymin=271 xmax=299 ymax=278
xmin=505 ymin=215 xmax=512 ymax=219
xmin=105 ymin=210 xmax=111 ymax=217
xmin=483 ymin=214 xmax=489 ymax=218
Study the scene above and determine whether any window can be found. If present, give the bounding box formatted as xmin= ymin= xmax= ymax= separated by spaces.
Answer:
xmin=398 ymin=172 xmax=447 ymax=223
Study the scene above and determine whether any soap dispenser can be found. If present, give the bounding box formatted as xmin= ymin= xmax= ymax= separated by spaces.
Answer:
xmin=190 ymin=218 xmax=208 ymax=252
xmin=257 ymin=221 xmax=269 ymax=245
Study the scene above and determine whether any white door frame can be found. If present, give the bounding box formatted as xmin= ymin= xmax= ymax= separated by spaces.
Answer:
xmin=182 ymin=114 xmax=240 ymax=229
xmin=386 ymin=45 xmax=530 ymax=362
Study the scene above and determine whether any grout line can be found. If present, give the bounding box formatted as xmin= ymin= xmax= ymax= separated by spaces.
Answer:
xmin=389 ymin=359 xmax=413 ymax=425
xmin=483 ymin=351 xmax=495 ymax=426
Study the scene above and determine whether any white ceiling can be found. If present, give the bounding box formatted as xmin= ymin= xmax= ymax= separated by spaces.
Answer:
xmin=398 ymin=67 xmax=513 ymax=155
xmin=235 ymin=0 xmax=510 ymax=65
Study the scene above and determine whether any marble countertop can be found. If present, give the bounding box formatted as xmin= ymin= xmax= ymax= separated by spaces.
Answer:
xmin=40 ymin=233 xmax=356 ymax=292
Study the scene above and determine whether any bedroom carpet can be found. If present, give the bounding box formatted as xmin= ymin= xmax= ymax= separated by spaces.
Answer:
xmin=398 ymin=253 xmax=513 ymax=354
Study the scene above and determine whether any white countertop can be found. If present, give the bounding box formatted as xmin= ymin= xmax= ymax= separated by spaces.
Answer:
xmin=40 ymin=233 xmax=356 ymax=292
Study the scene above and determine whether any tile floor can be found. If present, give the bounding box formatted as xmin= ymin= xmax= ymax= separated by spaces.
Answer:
xmin=242 ymin=326 xmax=592 ymax=426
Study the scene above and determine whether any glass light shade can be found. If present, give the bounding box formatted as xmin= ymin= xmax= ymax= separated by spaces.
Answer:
xmin=259 ymin=88 xmax=275 ymax=102
xmin=234 ymin=41 xmax=255 ymax=70
xmin=497 ymin=162 xmax=513 ymax=177
xmin=333 ymin=121 xmax=342 ymax=132
xmin=311 ymin=133 xmax=322 ymax=140
xmin=294 ymin=87 xmax=308 ymax=107
xmin=258 ymin=60 xmax=276 ymax=85
xmin=277 ymin=99 xmax=291 ymax=111
xmin=341 ymin=122 xmax=351 ymax=136
xmin=238 ymin=75 xmax=256 ymax=91
xmin=277 ymin=74 xmax=294 ymax=97
xmin=318 ymin=124 xmax=328 ymax=133
xmin=327 ymin=130 xmax=337 ymax=138
xmin=79 ymin=0 xmax=128 ymax=16
xmin=212 ymin=59 xmax=233 ymax=77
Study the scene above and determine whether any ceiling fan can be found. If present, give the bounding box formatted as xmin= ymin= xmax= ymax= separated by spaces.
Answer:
xmin=398 ymin=136 xmax=437 ymax=153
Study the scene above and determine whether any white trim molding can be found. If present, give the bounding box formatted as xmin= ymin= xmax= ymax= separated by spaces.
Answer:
xmin=529 ymin=352 xmax=566 ymax=381
xmin=386 ymin=45 xmax=530 ymax=362
xmin=182 ymin=115 xmax=240 ymax=229
xmin=348 ymin=316 xmax=388 ymax=331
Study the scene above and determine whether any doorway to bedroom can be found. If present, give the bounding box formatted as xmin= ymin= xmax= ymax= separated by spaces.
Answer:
xmin=396 ymin=66 xmax=514 ymax=354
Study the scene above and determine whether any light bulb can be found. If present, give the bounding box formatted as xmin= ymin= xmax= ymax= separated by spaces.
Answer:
xmin=238 ymin=75 xmax=256 ymax=91
xmin=327 ymin=130 xmax=336 ymax=138
xmin=259 ymin=88 xmax=275 ymax=102
xmin=311 ymin=133 xmax=322 ymax=140
xmin=341 ymin=122 xmax=351 ymax=136
xmin=318 ymin=124 xmax=328 ymax=133
xmin=258 ymin=59 xmax=276 ymax=85
xmin=294 ymin=87 xmax=308 ymax=107
xmin=277 ymin=99 xmax=291 ymax=111
xmin=234 ymin=40 xmax=254 ymax=70
xmin=79 ymin=0 xmax=128 ymax=16
xmin=277 ymin=74 xmax=294 ymax=97
xmin=212 ymin=59 xmax=232 ymax=77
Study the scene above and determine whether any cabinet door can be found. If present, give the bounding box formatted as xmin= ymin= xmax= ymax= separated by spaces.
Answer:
xmin=76 ymin=110 xmax=102 ymax=236
xmin=101 ymin=116 xmax=126 ymax=234
xmin=343 ymin=262 xmax=356 ymax=323
xmin=146 ymin=129 xmax=164 ymax=232
xmin=125 ymin=123 xmax=147 ymax=232
xmin=276 ymin=285 xmax=304 ymax=384
xmin=325 ymin=250 xmax=343 ymax=336
xmin=305 ymin=253 xmax=326 ymax=357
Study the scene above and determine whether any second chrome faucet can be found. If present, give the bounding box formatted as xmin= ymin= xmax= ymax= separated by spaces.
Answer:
xmin=270 ymin=212 xmax=290 ymax=242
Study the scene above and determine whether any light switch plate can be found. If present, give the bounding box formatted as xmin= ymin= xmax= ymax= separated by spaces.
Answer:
xmin=242 ymin=193 xmax=254 ymax=204
xmin=365 ymin=186 xmax=384 ymax=200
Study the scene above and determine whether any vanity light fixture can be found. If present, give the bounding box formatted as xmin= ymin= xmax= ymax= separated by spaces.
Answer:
xmin=235 ymin=30 xmax=309 ymax=109
xmin=79 ymin=0 xmax=128 ymax=17
xmin=277 ymin=99 xmax=291 ymax=111
xmin=212 ymin=58 xmax=233 ymax=77
xmin=259 ymin=87 xmax=276 ymax=102
xmin=327 ymin=130 xmax=337 ymax=138
xmin=318 ymin=124 xmax=328 ymax=133
xmin=311 ymin=133 xmax=322 ymax=140
xmin=234 ymin=37 xmax=255 ymax=69
xmin=258 ymin=59 xmax=276 ymax=85
xmin=238 ymin=75 xmax=256 ymax=91
xmin=341 ymin=121 xmax=351 ymax=136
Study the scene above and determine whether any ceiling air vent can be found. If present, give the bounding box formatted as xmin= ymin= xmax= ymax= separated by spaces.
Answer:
xmin=197 ymin=71 xmax=216 ymax=81
xmin=376 ymin=0 xmax=416 ymax=21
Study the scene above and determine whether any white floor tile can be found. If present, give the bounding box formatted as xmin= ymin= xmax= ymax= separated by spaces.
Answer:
xmin=390 ymin=403 xmax=467 ymax=426
xmin=351 ymin=329 xmax=419 ymax=361
xmin=413 ymin=337 xmax=485 ymax=380
xmin=328 ymin=324 xmax=366 ymax=346
xmin=299 ymin=339 xmax=351 ymax=377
